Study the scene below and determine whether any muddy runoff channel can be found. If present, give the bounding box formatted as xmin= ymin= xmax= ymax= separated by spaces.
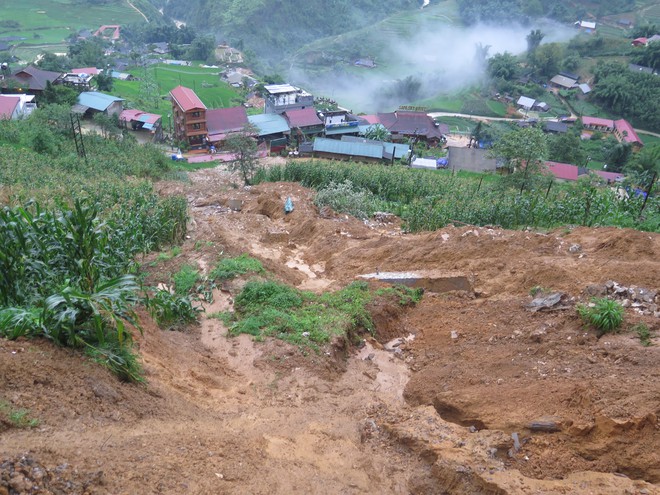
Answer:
xmin=191 ymin=235 xmax=657 ymax=493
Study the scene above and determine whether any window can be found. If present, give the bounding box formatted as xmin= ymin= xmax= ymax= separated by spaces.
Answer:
xmin=191 ymin=111 xmax=200 ymax=118
xmin=192 ymin=123 xmax=201 ymax=130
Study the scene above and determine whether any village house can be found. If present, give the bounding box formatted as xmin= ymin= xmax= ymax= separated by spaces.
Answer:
xmin=581 ymin=116 xmax=644 ymax=149
xmin=312 ymin=137 xmax=384 ymax=163
xmin=365 ymin=110 xmax=448 ymax=146
xmin=1 ymin=66 xmax=63 ymax=95
xmin=60 ymin=72 xmax=94 ymax=91
xmin=264 ymin=84 xmax=314 ymax=114
xmin=73 ymin=91 xmax=124 ymax=117
xmin=342 ymin=136 xmax=410 ymax=162
xmin=0 ymin=94 xmax=36 ymax=119
xmin=320 ymin=110 xmax=360 ymax=139
xmin=170 ymin=85 xmax=207 ymax=148
xmin=119 ymin=109 xmax=163 ymax=141
xmin=545 ymin=161 xmax=624 ymax=183
xmin=575 ymin=20 xmax=596 ymax=33
xmin=206 ymin=105 xmax=249 ymax=146
xmin=549 ymin=74 xmax=577 ymax=90
xmin=248 ymin=113 xmax=290 ymax=153
xmin=284 ymin=107 xmax=324 ymax=144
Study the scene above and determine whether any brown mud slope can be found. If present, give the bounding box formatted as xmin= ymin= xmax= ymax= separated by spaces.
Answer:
xmin=2 ymin=166 xmax=659 ymax=494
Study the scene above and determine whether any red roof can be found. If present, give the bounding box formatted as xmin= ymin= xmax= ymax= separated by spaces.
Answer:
xmin=582 ymin=116 xmax=614 ymax=128
xmin=284 ymin=107 xmax=323 ymax=128
xmin=632 ymin=37 xmax=648 ymax=46
xmin=614 ymin=119 xmax=643 ymax=145
xmin=119 ymin=109 xmax=161 ymax=125
xmin=207 ymin=106 xmax=248 ymax=135
xmin=595 ymin=170 xmax=625 ymax=182
xmin=0 ymin=96 xmax=20 ymax=119
xmin=545 ymin=161 xmax=579 ymax=181
xmin=170 ymin=85 xmax=206 ymax=112
xmin=71 ymin=67 xmax=101 ymax=75
xmin=360 ymin=114 xmax=381 ymax=125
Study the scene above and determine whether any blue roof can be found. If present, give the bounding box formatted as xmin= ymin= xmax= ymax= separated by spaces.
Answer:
xmin=313 ymin=137 xmax=383 ymax=159
xmin=248 ymin=113 xmax=290 ymax=136
xmin=342 ymin=136 xmax=410 ymax=159
xmin=77 ymin=92 xmax=124 ymax=111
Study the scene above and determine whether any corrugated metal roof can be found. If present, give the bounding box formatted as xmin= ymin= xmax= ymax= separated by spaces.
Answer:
xmin=517 ymin=96 xmax=535 ymax=109
xmin=342 ymin=136 xmax=409 ymax=159
xmin=264 ymin=84 xmax=299 ymax=94
xmin=313 ymin=137 xmax=383 ymax=159
xmin=248 ymin=113 xmax=290 ymax=136
xmin=77 ymin=92 xmax=123 ymax=111
xmin=170 ymin=85 xmax=206 ymax=112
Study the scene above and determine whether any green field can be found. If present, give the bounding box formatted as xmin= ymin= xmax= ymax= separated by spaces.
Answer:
xmin=0 ymin=0 xmax=145 ymax=44
xmin=111 ymin=64 xmax=241 ymax=115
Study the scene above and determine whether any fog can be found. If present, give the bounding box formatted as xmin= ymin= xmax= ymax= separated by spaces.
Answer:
xmin=288 ymin=19 xmax=577 ymax=113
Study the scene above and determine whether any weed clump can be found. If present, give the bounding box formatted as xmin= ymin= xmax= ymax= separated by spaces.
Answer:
xmin=577 ymin=297 xmax=624 ymax=335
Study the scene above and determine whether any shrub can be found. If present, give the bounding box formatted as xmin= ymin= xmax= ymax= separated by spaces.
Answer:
xmin=145 ymin=289 xmax=201 ymax=330
xmin=632 ymin=323 xmax=652 ymax=347
xmin=172 ymin=264 xmax=200 ymax=295
xmin=209 ymin=254 xmax=264 ymax=281
xmin=314 ymin=179 xmax=378 ymax=220
xmin=577 ymin=298 xmax=624 ymax=335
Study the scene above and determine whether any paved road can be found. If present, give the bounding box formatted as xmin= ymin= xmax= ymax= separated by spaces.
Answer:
xmin=429 ymin=112 xmax=660 ymax=138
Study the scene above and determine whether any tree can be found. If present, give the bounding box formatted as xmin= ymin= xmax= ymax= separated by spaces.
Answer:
xmin=490 ymin=126 xmax=549 ymax=191
xmin=225 ymin=123 xmax=260 ymax=186
xmin=37 ymin=52 xmax=70 ymax=72
xmin=96 ymin=71 xmax=113 ymax=92
xmin=473 ymin=42 xmax=491 ymax=67
xmin=138 ymin=69 xmax=160 ymax=111
xmin=487 ymin=52 xmax=518 ymax=81
xmin=188 ymin=35 xmax=215 ymax=62
xmin=603 ymin=141 xmax=632 ymax=171
xmin=364 ymin=124 xmax=390 ymax=142
xmin=625 ymin=144 xmax=660 ymax=178
xmin=39 ymin=81 xmax=79 ymax=107
xmin=532 ymin=43 xmax=563 ymax=77
xmin=548 ymin=132 xmax=585 ymax=165
xmin=526 ymin=29 xmax=544 ymax=59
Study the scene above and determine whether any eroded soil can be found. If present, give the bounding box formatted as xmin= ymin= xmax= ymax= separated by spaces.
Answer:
xmin=2 ymin=164 xmax=659 ymax=494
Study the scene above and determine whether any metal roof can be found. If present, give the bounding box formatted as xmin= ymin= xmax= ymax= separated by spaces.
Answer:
xmin=77 ymin=92 xmax=124 ymax=111
xmin=313 ymin=137 xmax=383 ymax=159
xmin=170 ymin=85 xmax=206 ymax=112
xmin=517 ymin=96 xmax=535 ymax=109
xmin=264 ymin=84 xmax=300 ymax=94
xmin=342 ymin=136 xmax=409 ymax=159
xmin=550 ymin=74 xmax=577 ymax=88
xmin=248 ymin=113 xmax=290 ymax=136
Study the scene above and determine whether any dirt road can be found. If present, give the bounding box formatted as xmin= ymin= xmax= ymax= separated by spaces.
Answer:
xmin=1 ymin=166 xmax=659 ymax=494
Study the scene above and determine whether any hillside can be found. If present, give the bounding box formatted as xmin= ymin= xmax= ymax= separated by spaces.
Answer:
xmin=2 ymin=165 xmax=659 ymax=494
xmin=161 ymin=0 xmax=419 ymax=68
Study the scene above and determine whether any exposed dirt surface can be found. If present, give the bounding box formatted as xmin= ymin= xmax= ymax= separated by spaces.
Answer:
xmin=2 ymin=165 xmax=659 ymax=494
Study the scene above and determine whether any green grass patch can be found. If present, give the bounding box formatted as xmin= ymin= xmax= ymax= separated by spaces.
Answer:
xmin=0 ymin=400 xmax=40 ymax=429
xmin=577 ymin=298 xmax=624 ymax=335
xmin=639 ymin=132 xmax=660 ymax=147
xmin=209 ymin=254 xmax=265 ymax=281
xmin=0 ymin=0 xmax=145 ymax=53
xmin=172 ymin=264 xmax=200 ymax=295
xmin=224 ymin=280 xmax=423 ymax=350
xmin=632 ymin=323 xmax=652 ymax=347
xmin=112 ymin=64 xmax=241 ymax=114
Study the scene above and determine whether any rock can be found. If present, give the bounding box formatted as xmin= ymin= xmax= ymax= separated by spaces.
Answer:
xmin=450 ymin=331 xmax=459 ymax=339
xmin=587 ymin=355 xmax=597 ymax=364
xmin=528 ymin=418 xmax=562 ymax=432
xmin=91 ymin=382 xmax=120 ymax=403
xmin=584 ymin=284 xmax=607 ymax=297
xmin=9 ymin=475 xmax=30 ymax=493
xmin=511 ymin=432 xmax=521 ymax=452
xmin=569 ymin=243 xmax=581 ymax=253
xmin=526 ymin=292 xmax=565 ymax=312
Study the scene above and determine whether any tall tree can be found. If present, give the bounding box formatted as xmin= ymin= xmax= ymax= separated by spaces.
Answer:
xmin=364 ymin=124 xmax=390 ymax=142
xmin=487 ymin=52 xmax=518 ymax=81
xmin=225 ymin=123 xmax=260 ymax=186
xmin=526 ymin=29 xmax=544 ymax=59
xmin=532 ymin=43 xmax=563 ymax=77
xmin=490 ymin=126 xmax=549 ymax=191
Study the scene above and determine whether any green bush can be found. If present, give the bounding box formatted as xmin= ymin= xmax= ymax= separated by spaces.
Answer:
xmin=209 ymin=254 xmax=264 ymax=281
xmin=314 ymin=179 xmax=379 ymax=220
xmin=145 ymin=289 xmax=201 ymax=330
xmin=172 ymin=264 xmax=200 ymax=295
xmin=577 ymin=298 xmax=624 ymax=335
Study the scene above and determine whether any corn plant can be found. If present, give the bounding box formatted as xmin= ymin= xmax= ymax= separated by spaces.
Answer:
xmin=577 ymin=298 xmax=624 ymax=335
